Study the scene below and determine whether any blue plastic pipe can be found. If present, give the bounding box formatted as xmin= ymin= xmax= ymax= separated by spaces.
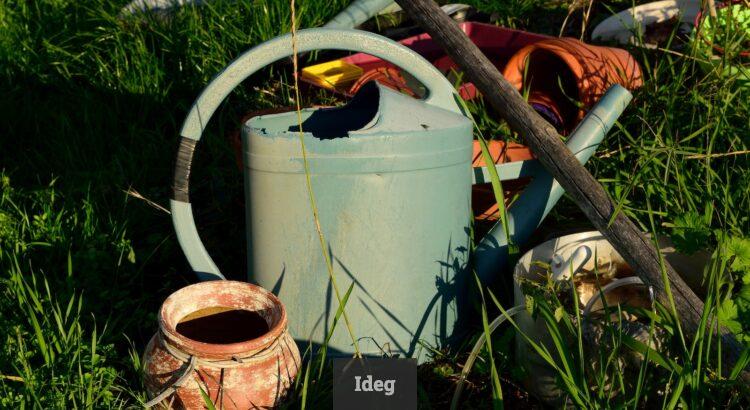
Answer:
xmin=474 ymin=85 xmax=632 ymax=283
xmin=324 ymin=0 xmax=395 ymax=29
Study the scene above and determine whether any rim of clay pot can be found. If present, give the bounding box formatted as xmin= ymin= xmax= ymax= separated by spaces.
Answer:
xmin=503 ymin=38 xmax=642 ymax=121
xmin=504 ymin=40 xmax=585 ymax=92
xmin=158 ymin=280 xmax=288 ymax=360
xmin=503 ymin=39 xmax=590 ymax=126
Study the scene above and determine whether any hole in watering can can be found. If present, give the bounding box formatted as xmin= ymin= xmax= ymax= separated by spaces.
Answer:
xmin=287 ymin=81 xmax=380 ymax=139
xmin=176 ymin=307 xmax=270 ymax=344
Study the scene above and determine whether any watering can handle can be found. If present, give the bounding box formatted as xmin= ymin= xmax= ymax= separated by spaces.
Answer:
xmin=170 ymin=28 xmax=465 ymax=280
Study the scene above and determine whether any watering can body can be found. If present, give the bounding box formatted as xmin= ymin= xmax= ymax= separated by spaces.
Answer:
xmin=171 ymin=28 xmax=632 ymax=363
xmin=243 ymin=82 xmax=472 ymax=359
xmin=171 ymin=29 xmax=474 ymax=362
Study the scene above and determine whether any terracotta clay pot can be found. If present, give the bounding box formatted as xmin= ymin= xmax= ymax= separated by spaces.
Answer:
xmin=513 ymin=231 xmax=709 ymax=403
xmin=502 ymin=38 xmax=643 ymax=133
xmin=471 ymin=140 xmax=534 ymax=221
xmin=143 ymin=280 xmax=300 ymax=409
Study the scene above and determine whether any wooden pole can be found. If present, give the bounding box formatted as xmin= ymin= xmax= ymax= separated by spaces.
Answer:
xmin=394 ymin=0 xmax=748 ymax=380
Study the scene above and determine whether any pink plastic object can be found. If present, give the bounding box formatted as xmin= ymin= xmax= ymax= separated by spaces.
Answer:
xmin=302 ymin=22 xmax=551 ymax=101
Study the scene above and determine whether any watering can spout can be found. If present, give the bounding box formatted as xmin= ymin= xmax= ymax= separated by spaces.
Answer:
xmin=473 ymin=84 xmax=633 ymax=285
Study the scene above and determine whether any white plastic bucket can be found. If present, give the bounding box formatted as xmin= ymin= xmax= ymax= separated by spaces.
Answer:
xmin=512 ymin=231 xmax=708 ymax=402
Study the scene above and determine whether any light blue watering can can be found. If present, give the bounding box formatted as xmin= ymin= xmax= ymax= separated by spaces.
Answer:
xmin=171 ymin=28 xmax=632 ymax=362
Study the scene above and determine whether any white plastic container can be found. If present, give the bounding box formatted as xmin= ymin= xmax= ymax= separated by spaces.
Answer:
xmin=513 ymin=231 xmax=707 ymax=402
xmin=591 ymin=0 xmax=701 ymax=47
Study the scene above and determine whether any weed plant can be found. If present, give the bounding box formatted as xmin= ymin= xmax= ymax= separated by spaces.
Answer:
xmin=1 ymin=0 xmax=749 ymax=408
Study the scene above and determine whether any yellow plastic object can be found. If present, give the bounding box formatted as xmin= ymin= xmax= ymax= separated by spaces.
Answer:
xmin=301 ymin=60 xmax=363 ymax=90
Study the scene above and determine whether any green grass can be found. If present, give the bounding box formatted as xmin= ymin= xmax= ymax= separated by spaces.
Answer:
xmin=1 ymin=0 xmax=749 ymax=408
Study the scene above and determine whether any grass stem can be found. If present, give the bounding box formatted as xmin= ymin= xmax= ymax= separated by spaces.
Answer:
xmin=289 ymin=0 xmax=360 ymax=357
